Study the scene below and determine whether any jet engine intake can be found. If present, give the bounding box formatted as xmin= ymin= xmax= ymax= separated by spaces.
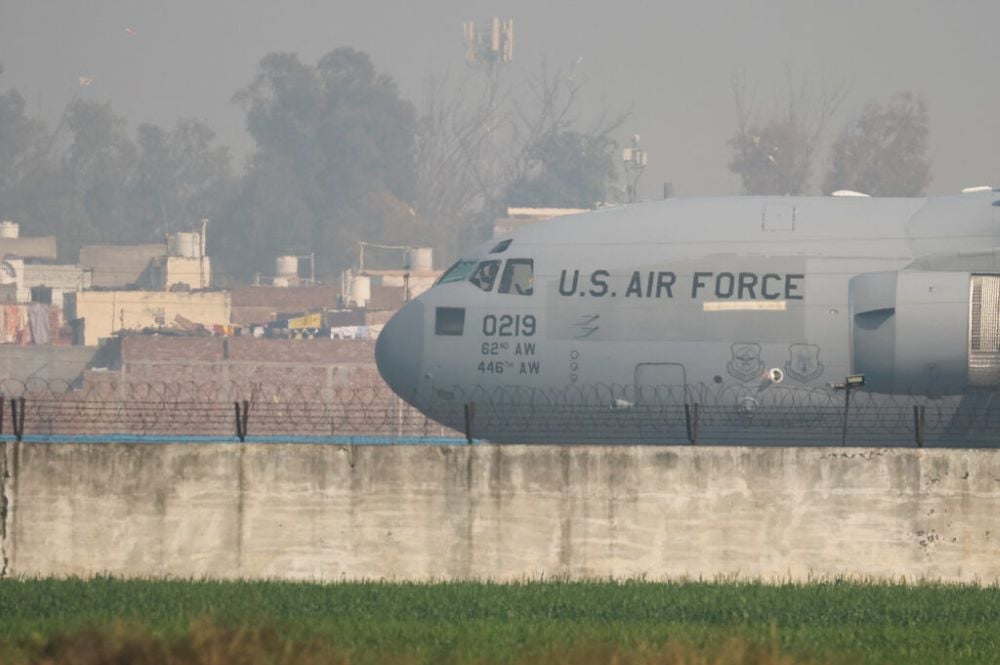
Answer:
xmin=850 ymin=271 xmax=1000 ymax=394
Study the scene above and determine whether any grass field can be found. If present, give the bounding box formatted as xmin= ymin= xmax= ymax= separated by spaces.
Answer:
xmin=0 ymin=578 xmax=998 ymax=664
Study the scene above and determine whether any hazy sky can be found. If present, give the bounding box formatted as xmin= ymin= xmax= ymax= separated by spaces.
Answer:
xmin=1 ymin=0 xmax=997 ymax=198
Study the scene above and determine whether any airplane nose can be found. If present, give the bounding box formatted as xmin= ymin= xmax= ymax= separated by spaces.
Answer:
xmin=375 ymin=299 xmax=425 ymax=401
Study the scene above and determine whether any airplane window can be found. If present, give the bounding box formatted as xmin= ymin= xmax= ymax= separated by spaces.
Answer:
xmin=468 ymin=260 xmax=501 ymax=292
xmin=437 ymin=260 xmax=477 ymax=284
xmin=435 ymin=307 xmax=465 ymax=336
xmin=498 ymin=259 xmax=534 ymax=295
xmin=490 ymin=239 xmax=513 ymax=254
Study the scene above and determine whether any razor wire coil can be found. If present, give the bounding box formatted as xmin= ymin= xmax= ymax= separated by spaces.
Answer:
xmin=0 ymin=377 xmax=998 ymax=446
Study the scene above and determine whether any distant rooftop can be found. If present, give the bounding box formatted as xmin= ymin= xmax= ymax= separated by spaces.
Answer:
xmin=0 ymin=236 xmax=58 ymax=260
xmin=79 ymin=244 xmax=167 ymax=288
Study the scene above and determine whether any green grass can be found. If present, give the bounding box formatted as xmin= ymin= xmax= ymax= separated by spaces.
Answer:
xmin=0 ymin=578 xmax=998 ymax=664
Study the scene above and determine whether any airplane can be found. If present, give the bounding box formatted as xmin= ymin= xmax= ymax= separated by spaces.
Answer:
xmin=375 ymin=190 xmax=1000 ymax=445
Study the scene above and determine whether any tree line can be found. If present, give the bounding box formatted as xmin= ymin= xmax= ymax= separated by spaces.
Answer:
xmin=0 ymin=55 xmax=931 ymax=281
xmin=728 ymin=74 xmax=931 ymax=196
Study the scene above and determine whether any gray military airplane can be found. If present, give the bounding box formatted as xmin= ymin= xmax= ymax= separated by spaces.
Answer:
xmin=376 ymin=191 xmax=1000 ymax=445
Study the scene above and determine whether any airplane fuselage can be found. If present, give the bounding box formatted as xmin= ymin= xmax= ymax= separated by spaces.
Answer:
xmin=376 ymin=193 xmax=1000 ymax=444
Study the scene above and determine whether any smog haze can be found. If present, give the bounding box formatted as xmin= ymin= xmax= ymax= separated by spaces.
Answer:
xmin=1 ymin=0 xmax=997 ymax=197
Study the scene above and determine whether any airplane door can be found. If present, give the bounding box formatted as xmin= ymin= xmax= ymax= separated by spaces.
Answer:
xmin=634 ymin=362 xmax=688 ymax=406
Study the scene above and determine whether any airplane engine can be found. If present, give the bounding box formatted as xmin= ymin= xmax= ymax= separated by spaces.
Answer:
xmin=850 ymin=271 xmax=1000 ymax=394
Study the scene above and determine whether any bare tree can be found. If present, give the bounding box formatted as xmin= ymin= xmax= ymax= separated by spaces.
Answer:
xmin=412 ymin=72 xmax=505 ymax=259
xmin=415 ymin=60 xmax=628 ymax=257
xmin=413 ymin=74 xmax=493 ymax=232
xmin=728 ymin=71 xmax=847 ymax=195
xmin=823 ymin=92 xmax=930 ymax=196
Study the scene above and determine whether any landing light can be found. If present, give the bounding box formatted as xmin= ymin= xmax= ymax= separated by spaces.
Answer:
xmin=831 ymin=374 xmax=865 ymax=390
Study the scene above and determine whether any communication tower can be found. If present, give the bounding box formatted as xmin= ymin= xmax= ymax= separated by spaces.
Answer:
xmin=461 ymin=17 xmax=514 ymax=229
xmin=462 ymin=17 xmax=513 ymax=110
xmin=463 ymin=18 xmax=514 ymax=71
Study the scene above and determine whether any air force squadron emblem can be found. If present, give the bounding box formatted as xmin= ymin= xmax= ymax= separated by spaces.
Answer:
xmin=727 ymin=343 xmax=764 ymax=382
xmin=785 ymin=344 xmax=824 ymax=382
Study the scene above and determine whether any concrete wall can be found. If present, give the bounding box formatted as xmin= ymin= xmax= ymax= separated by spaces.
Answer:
xmin=22 ymin=264 xmax=91 ymax=292
xmin=115 ymin=336 xmax=384 ymax=391
xmin=230 ymin=286 xmax=341 ymax=326
xmin=2 ymin=443 xmax=998 ymax=582
xmin=0 ymin=236 xmax=58 ymax=260
xmin=79 ymin=244 xmax=167 ymax=288
xmin=67 ymin=291 xmax=231 ymax=346
xmin=0 ymin=345 xmax=97 ymax=384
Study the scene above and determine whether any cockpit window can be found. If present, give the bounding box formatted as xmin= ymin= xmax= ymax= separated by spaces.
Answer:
xmin=498 ymin=259 xmax=534 ymax=295
xmin=490 ymin=238 xmax=513 ymax=254
xmin=468 ymin=260 xmax=501 ymax=292
xmin=438 ymin=260 xmax=477 ymax=284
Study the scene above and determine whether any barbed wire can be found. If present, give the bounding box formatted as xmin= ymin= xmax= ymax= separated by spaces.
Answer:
xmin=0 ymin=377 xmax=998 ymax=446
xmin=416 ymin=382 xmax=1000 ymax=446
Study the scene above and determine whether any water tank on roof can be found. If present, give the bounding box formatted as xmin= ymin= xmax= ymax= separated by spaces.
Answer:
xmin=170 ymin=232 xmax=200 ymax=258
xmin=276 ymin=255 xmax=299 ymax=277
xmin=409 ymin=247 xmax=433 ymax=272
xmin=350 ymin=274 xmax=371 ymax=308
xmin=0 ymin=221 xmax=20 ymax=239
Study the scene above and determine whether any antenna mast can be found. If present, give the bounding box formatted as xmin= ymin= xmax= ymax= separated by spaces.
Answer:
xmin=463 ymin=17 xmax=514 ymax=82
xmin=622 ymin=134 xmax=648 ymax=203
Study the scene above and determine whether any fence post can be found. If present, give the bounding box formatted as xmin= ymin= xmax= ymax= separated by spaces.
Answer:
xmin=11 ymin=398 xmax=24 ymax=442
xmin=0 ymin=395 xmax=4 ymax=436
xmin=395 ymin=396 xmax=403 ymax=440
xmin=840 ymin=387 xmax=852 ymax=447
xmin=234 ymin=401 xmax=246 ymax=442
xmin=464 ymin=402 xmax=475 ymax=444
xmin=241 ymin=400 xmax=250 ymax=441
xmin=913 ymin=405 xmax=925 ymax=448
xmin=684 ymin=403 xmax=700 ymax=444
